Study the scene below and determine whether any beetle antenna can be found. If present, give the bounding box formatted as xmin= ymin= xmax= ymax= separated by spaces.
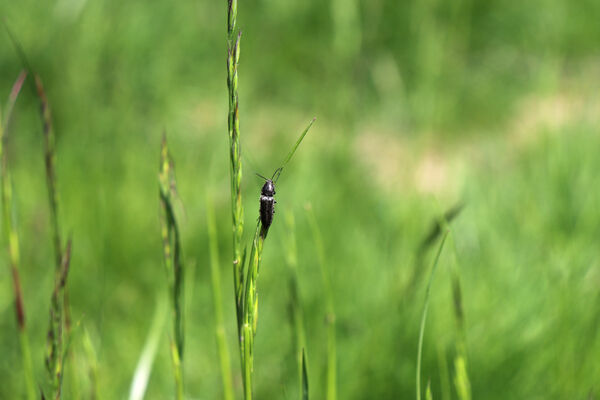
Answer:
xmin=255 ymin=172 xmax=269 ymax=181
xmin=272 ymin=167 xmax=283 ymax=182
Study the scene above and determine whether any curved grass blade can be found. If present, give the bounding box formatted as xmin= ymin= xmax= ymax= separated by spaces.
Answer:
xmin=158 ymin=133 xmax=185 ymax=399
xmin=129 ymin=299 xmax=167 ymax=400
xmin=301 ymin=348 xmax=309 ymax=400
xmin=305 ymin=204 xmax=336 ymax=400
xmin=206 ymin=193 xmax=234 ymax=400
xmin=274 ymin=118 xmax=316 ymax=182
xmin=0 ymin=72 xmax=36 ymax=400
xmin=416 ymin=231 xmax=448 ymax=400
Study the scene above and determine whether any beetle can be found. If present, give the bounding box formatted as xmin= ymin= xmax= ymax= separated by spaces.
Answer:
xmin=256 ymin=167 xmax=283 ymax=238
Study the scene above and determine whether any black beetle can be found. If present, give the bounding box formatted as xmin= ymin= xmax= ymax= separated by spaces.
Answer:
xmin=256 ymin=168 xmax=282 ymax=238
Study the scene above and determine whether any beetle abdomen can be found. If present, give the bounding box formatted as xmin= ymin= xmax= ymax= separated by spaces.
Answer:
xmin=260 ymin=195 xmax=275 ymax=230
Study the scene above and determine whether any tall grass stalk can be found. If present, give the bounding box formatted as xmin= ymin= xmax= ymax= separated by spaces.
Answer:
xmin=283 ymin=211 xmax=308 ymax=400
xmin=305 ymin=205 xmax=336 ymax=400
xmin=129 ymin=299 xmax=168 ymax=400
xmin=35 ymin=76 xmax=63 ymax=276
xmin=301 ymin=348 xmax=309 ymax=400
xmin=206 ymin=194 xmax=234 ymax=400
xmin=416 ymin=231 xmax=448 ymax=400
xmin=1 ymin=71 xmax=36 ymax=400
xmin=445 ymin=230 xmax=471 ymax=400
xmin=236 ymin=118 xmax=314 ymax=398
xmin=226 ymin=0 xmax=245 ymax=341
xmin=82 ymin=328 xmax=100 ymax=400
xmin=5 ymin=30 xmax=74 ymax=396
xmin=32 ymin=74 xmax=74 ymax=399
xmin=158 ymin=134 xmax=185 ymax=399
xmin=47 ymin=238 xmax=73 ymax=398
xmin=224 ymin=1 xmax=315 ymax=395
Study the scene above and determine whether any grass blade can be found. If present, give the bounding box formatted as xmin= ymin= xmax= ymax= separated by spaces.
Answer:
xmin=158 ymin=134 xmax=185 ymax=399
xmin=279 ymin=118 xmax=316 ymax=175
xmin=416 ymin=231 xmax=448 ymax=400
xmin=129 ymin=299 xmax=167 ymax=400
xmin=445 ymin=230 xmax=471 ymax=400
xmin=305 ymin=204 xmax=336 ymax=400
xmin=283 ymin=211 xmax=308 ymax=400
xmin=301 ymin=348 xmax=309 ymax=400
xmin=0 ymin=73 xmax=36 ymax=400
xmin=206 ymin=194 xmax=234 ymax=400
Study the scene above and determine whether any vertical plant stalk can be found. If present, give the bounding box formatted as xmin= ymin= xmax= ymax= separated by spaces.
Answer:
xmin=242 ymin=222 xmax=264 ymax=399
xmin=416 ymin=231 xmax=448 ymax=400
xmin=159 ymin=134 xmax=185 ymax=400
xmin=226 ymin=0 xmax=245 ymax=334
xmin=0 ymin=72 xmax=36 ymax=400
xmin=238 ymin=121 xmax=314 ymax=398
xmin=34 ymin=75 xmax=71 ymax=399
xmin=82 ymin=328 xmax=100 ymax=400
xmin=445 ymin=231 xmax=471 ymax=400
xmin=225 ymin=0 xmax=254 ymax=396
xmin=301 ymin=348 xmax=309 ymax=400
xmin=224 ymin=2 xmax=314 ymax=395
xmin=35 ymin=76 xmax=63 ymax=273
xmin=206 ymin=194 xmax=235 ymax=400
xmin=283 ymin=211 xmax=308 ymax=400
xmin=306 ymin=205 xmax=336 ymax=400
xmin=46 ymin=239 xmax=73 ymax=399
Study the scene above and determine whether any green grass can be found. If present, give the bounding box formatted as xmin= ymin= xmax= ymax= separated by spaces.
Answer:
xmin=1 ymin=0 xmax=600 ymax=399
xmin=158 ymin=134 xmax=185 ymax=399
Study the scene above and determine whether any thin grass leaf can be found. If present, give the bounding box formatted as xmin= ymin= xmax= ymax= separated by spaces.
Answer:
xmin=158 ymin=134 xmax=185 ymax=400
xmin=301 ymin=348 xmax=309 ymax=400
xmin=416 ymin=231 xmax=448 ymax=400
xmin=407 ymin=203 xmax=464 ymax=299
xmin=444 ymin=229 xmax=471 ymax=400
xmin=305 ymin=204 xmax=336 ymax=400
xmin=283 ymin=211 xmax=308 ymax=400
xmin=45 ymin=239 xmax=73 ymax=399
xmin=277 ymin=118 xmax=316 ymax=178
xmin=436 ymin=345 xmax=451 ymax=400
xmin=426 ymin=380 xmax=433 ymax=400
xmin=129 ymin=299 xmax=167 ymax=400
xmin=82 ymin=328 xmax=99 ymax=400
xmin=2 ymin=70 xmax=27 ymax=131
xmin=206 ymin=194 xmax=234 ymax=400
xmin=0 ymin=73 xmax=36 ymax=400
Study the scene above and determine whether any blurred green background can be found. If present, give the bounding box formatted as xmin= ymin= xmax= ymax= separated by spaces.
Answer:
xmin=1 ymin=0 xmax=600 ymax=398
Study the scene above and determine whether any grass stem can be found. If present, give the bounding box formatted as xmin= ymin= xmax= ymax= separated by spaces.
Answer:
xmin=305 ymin=205 xmax=336 ymax=400
xmin=159 ymin=134 xmax=185 ymax=399
xmin=206 ymin=194 xmax=234 ymax=400
xmin=0 ymin=71 xmax=36 ymax=400
xmin=416 ymin=231 xmax=448 ymax=400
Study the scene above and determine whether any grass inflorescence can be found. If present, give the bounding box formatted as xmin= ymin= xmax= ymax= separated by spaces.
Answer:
xmin=225 ymin=1 xmax=315 ymax=398
xmin=158 ymin=134 xmax=185 ymax=399
xmin=34 ymin=75 xmax=73 ymax=399
xmin=1 ymin=71 xmax=36 ymax=400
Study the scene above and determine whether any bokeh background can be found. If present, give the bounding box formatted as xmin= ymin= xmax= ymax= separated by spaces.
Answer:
xmin=1 ymin=0 xmax=600 ymax=398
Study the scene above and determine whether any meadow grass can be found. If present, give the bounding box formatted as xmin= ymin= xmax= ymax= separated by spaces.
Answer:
xmin=33 ymin=74 xmax=74 ymax=399
xmin=158 ymin=134 xmax=185 ymax=399
xmin=1 ymin=1 xmax=600 ymax=399
xmin=206 ymin=193 xmax=234 ymax=400
xmin=283 ymin=211 xmax=309 ymax=400
xmin=306 ymin=205 xmax=336 ymax=400
xmin=0 ymin=71 xmax=36 ymax=400
xmin=417 ymin=230 xmax=448 ymax=400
